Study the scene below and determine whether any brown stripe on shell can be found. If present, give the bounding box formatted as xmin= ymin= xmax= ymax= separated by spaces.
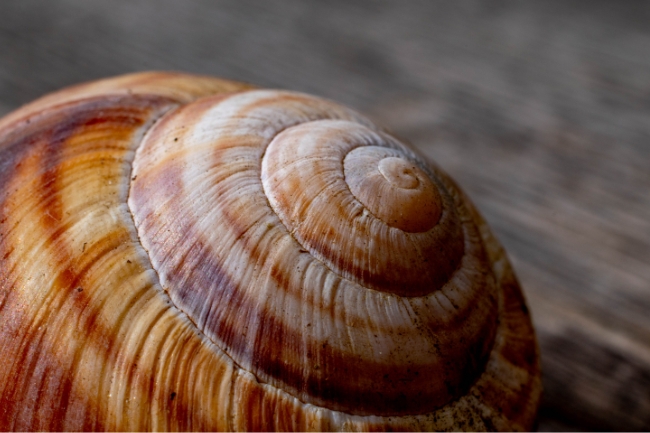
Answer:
xmin=0 ymin=94 xmax=184 ymax=430
xmin=227 ymin=255 xmax=539 ymax=431
xmin=0 ymin=93 xmax=250 ymax=431
xmin=0 ymin=71 xmax=253 ymax=136
xmin=129 ymin=89 xmax=501 ymax=415
xmin=0 ymin=88 xmax=337 ymax=431
xmin=261 ymin=120 xmax=466 ymax=296
xmin=223 ymin=173 xmax=498 ymax=415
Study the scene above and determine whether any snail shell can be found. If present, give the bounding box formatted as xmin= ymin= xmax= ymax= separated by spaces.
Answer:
xmin=0 ymin=72 xmax=541 ymax=431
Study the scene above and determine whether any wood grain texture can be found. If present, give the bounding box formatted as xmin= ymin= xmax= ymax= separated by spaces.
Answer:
xmin=0 ymin=0 xmax=648 ymax=430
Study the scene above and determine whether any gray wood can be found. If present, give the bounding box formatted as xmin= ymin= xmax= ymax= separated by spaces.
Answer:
xmin=1 ymin=0 xmax=649 ymax=430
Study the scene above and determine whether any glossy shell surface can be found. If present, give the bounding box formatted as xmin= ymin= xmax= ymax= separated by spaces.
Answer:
xmin=0 ymin=72 xmax=541 ymax=431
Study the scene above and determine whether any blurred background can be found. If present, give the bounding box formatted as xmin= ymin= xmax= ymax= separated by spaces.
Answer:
xmin=1 ymin=1 xmax=649 ymax=430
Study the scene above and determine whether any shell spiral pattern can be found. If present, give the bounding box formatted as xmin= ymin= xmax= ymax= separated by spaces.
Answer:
xmin=0 ymin=72 xmax=541 ymax=431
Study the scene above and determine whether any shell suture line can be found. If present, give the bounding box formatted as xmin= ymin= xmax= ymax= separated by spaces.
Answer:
xmin=126 ymin=101 xmax=180 ymax=298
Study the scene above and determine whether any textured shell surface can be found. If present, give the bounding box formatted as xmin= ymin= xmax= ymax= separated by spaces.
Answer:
xmin=0 ymin=72 xmax=541 ymax=431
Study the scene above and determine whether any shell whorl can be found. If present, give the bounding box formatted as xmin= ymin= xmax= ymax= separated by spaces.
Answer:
xmin=0 ymin=72 xmax=541 ymax=431
xmin=129 ymin=89 xmax=497 ymax=415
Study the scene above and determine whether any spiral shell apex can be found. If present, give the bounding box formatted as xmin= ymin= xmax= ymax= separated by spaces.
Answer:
xmin=0 ymin=72 xmax=541 ymax=431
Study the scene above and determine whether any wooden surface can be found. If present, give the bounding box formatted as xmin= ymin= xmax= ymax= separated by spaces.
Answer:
xmin=0 ymin=1 xmax=648 ymax=430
